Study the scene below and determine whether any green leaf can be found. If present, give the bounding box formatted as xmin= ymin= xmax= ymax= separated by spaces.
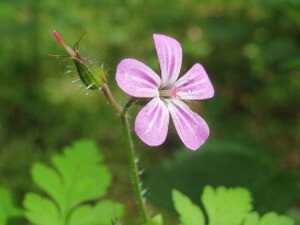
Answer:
xmin=24 ymin=139 xmax=124 ymax=225
xmin=31 ymin=163 xmax=64 ymax=211
xmin=31 ymin=140 xmax=112 ymax=213
xmin=171 ymin=186 xmax=294 ymax=225
xmin=244 ymin=212 xmax=295 ymax=225
xmin=244 ymin=212 xmax=260 ymax=225
xmin=0 ymin=187 xmax=22 ymax=225
xmin=172 ymin=189 xmax=205 ymax=225
xmin=23 ymin=193 xmax=62 ymax=225
xmin=259 ymin=213 xmax=294 ymax=225
xmin=202 ymin=186 xmax=252 ymax=225
xmin=68 ymin=200 xmax=124 ymax=225
xmin=143 ymin=214 xmax=163 ymax=225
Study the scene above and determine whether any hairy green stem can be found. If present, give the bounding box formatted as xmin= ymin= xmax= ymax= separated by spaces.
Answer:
xmin=100 ymin=85 xmax=149 ymax=222
xmin=121 ymin=115 xmax=149 ymax=222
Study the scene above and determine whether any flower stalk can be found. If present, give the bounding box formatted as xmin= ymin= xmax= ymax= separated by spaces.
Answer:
xmin=100 ymin=85 xmax=149 ymax=222
xmin=121 ymin=115 xmax=149 ymax=222
xmin=99 ymin=85 xmax=149 ymax=222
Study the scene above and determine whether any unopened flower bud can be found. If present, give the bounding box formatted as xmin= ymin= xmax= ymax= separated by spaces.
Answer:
xmin=53 ymin=31 xmax=107 ymax=90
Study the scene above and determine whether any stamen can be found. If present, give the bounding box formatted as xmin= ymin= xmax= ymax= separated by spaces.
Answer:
xmin=160 ymin=87 xmax=179 ymax=98
xmin=160 ymin=89 xmax=172 ymax=97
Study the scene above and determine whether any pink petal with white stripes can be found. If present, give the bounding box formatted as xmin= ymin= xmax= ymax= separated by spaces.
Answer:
xmin=116 ymin=59 xmax=161 ymax=98
xmin=175 ymin=63 xmax=214 ymax=100
xmin=166 ymin=99 xmax=210 ymax=150
xmin=153 ymin=34 xmax=182 ymax=87
xmin=135 ymin=97 xmax=170 ymax=146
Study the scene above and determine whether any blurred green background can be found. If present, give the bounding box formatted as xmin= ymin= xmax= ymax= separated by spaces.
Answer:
xmin=0 ymin=0 xmax=299 ymax=224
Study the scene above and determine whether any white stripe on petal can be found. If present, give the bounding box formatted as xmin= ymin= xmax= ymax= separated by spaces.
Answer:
xmin=153 ymin=34 xmax=182 ymax=87
xmin=116 ymin=58 xmax=161 ymax=98
xmin=175 ymin=63 xmax=214 ymax=100
xmin=135 ymin=97 xmax=170 ymax=146
xmin=166 ymin=99 xmax=210 ymax=150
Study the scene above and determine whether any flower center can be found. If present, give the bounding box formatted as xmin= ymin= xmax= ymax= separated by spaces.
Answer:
xmin=159 ymin=87 xmax=178 ymax=98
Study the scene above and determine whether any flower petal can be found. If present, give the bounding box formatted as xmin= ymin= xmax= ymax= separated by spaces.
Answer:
xmin=175 ymin=63 xmax=214 ymax=100
xmin=166 ymin=99 xmax=210 ymax=150
xmin=153 ymin=34 xmax=182 ymax=87
xmin=116 ymin=58 xmax=161 ymax=98
xmin=135 ymin=97 xmax=170 ymax=146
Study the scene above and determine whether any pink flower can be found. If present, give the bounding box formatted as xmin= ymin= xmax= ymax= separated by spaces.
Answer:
xmin=116 ymin=34 xmax=214 ymax=150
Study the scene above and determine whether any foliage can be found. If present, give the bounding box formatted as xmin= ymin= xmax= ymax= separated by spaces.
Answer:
xmin=23 ymin=139 xmax=124 ymax=225
xmin=244 ymin=212 xmax=294 ymax=225
xmin=201 ymin=186 xmax=252 ymax=225
xmin=143 ymin=215 xmax=163 ymax=225
xmin=145 ymin=138 xmax=299 ymax=214
xmin=173 ymin=190 xmax=205 ymax=225
xmin=0 ymin=187 xmax=22 ymax=225
xmin=172 ymin=186 xmax=294 ymax=225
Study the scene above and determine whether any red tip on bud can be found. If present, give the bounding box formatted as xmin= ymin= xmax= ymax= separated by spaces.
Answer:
xmin=52 ymin=31 xmax=107 ymax=89
xmin=53 ymin=31 xmax=65 ymax=46
xmin=52 ymin=31 xmax=76 ymax=57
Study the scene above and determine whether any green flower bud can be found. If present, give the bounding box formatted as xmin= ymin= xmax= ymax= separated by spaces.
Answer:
xmin=73 ymin=57 xmax=107 ymax=90
xmin=53 ymin=31 xmax=107 ymax=90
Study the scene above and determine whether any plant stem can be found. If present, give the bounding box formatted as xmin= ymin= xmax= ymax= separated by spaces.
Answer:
xmin=100 ymin=84 xmax=122 ymax=113
xmin=100 ymin=84 xmax=149 ymax=222
xmin=121 ymin=97 xmax=138 ymax=117
xmin=121 ymin=115 xmax=149 ymax=223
